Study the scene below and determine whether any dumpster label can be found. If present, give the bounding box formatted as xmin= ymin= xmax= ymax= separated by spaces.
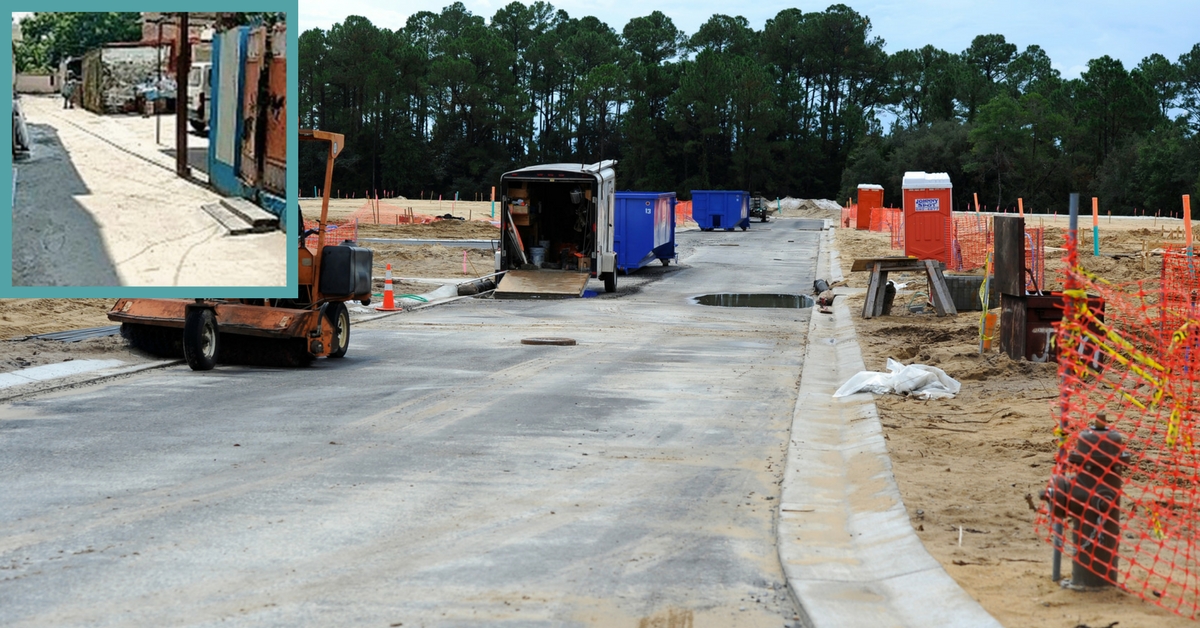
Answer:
xmin=645 ymin=202 xmax=652 ymax=214
xmin=915 ymin=198 xmax=940 ymax=212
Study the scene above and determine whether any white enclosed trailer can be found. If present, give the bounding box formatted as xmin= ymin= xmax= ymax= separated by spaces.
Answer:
xmin=495 ymin=160 xmax=619 ymax=298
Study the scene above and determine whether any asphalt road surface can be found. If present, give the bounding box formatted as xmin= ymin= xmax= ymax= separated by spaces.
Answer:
xmin=1 ymin=219 xmax=822 ymax=627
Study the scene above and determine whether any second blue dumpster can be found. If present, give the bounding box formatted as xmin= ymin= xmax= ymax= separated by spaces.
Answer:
xmin=614 ymin=191 xmax=676 ymax=273
xmin=692 ymin=190 xmax=749 ymax=231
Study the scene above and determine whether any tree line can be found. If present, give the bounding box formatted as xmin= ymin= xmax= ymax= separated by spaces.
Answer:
xmin=298 ymin=2 xmax=1200 ymax=214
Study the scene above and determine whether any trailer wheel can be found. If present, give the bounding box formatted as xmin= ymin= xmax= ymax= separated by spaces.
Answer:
xmin=603 ymin=271 xmax=617 ymax=293
xmin=660 ymin=258 xmax=671 ymax=267
xmin=328 ymin=301 xmax=350 ymax=358
xmin=183 ymin=308 xmax=219 ymax=371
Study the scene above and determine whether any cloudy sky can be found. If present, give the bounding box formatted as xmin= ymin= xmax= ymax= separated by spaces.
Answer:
xmin=299 ymin=0 xmax=1200 ymax=79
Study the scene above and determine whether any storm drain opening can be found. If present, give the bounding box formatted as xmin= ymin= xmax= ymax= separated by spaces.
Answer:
xmin=692 ymin=293 xmax=814 ymax=308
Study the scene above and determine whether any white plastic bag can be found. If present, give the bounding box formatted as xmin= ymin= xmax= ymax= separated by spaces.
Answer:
xmin=833 ymin=358 xmax=961 ymax=400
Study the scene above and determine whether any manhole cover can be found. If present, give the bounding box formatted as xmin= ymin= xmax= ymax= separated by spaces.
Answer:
xmin=521 ymin=337 xmax=577 ymax=346
xmin=692 ymin=293 xmax=815 ymax=309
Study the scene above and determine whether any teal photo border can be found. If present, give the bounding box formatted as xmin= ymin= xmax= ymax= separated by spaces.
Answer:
xmin=3 ymin=3 xmax=299 ymax=298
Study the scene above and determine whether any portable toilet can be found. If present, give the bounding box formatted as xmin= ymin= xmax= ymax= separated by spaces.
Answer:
xmin=614 ymin=191 xmax=677 ymax=273
xmin=856 ymin=184 xmax=884 ymax=230
xmin=902 ymin=172 xmax=953 ymax=265
xmin=691 ymin=190 xmax=749 ymax=231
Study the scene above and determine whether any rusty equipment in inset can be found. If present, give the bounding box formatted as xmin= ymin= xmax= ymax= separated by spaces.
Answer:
xmin=1040 ymin=412 xmax=1131 ymax=588
xmin=108 ymin=129 xmax=372 ymax=371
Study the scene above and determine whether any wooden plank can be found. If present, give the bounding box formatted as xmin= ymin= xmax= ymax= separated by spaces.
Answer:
xmin=872 ymin=270 xmax=891 ymax=317
xmin=994 ymin=216 xmax=1025 ymax=296
xmin=863 ymin=262 xmax=882 ymax=319
xmin=851 ymin=256 xmax=920 ymax=272
xmin=504 ymin=207 xmax=528 ymax=266
xmin=925 ymin=260 xmax=958 ymax=317
xmin=494 ymin=270 xmax=589 ymax=300
xmin=999 ymin=293 xmax=1027 ymax=360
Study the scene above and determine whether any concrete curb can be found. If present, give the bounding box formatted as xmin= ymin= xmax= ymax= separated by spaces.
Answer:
xmin=353 ymin=292 xmax=481 ymax=325
xmin=778 ymin=228 xmax=1001 ymax=628
xmin=0 ymin=359 xmax=181 ymax=403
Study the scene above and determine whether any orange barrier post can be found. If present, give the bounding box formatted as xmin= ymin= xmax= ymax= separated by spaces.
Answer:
xmin=974 ymin=192 xmax=980 ymax=213
xmin=376 ymin=263 xmax=400 ymax=311
xmin=1018 ymin=197 xmax=1024 ymax=216
xmin=1186 ymin=194 xmax=1193 ymax=254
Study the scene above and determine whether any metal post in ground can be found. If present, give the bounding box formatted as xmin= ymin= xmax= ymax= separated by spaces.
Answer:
xmin=156 ymin=18 xmax=163 ymax=145
xmin=175 ymin=12 xmax=191 ymax=178
xmin=1053 ymin=192 xmax=1081 ymax=582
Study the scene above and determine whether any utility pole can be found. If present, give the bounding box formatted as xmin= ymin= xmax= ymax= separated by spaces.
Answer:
xmin=175 ymin=12 xmax=191 ymax=178
xmin=155 ymin=16 xmax=163 ymax=145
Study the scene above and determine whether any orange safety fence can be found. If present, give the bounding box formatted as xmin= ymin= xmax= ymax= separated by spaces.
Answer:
xmin=675 ymin=200 xmax=693 ymax=224
xmin=884 ymin=212 xmax=1045 ymax=291
xmin=841 ymin=203 xmax=858 ymax=228
xmin=1035 ymin=242 xmax=1199 ymax=620
xmin=871 ymin=207 xmax=902 ymax=234
xmin=303 ymin=219 xmax=358 ymax=252
xmin=351 ymin=199 xmax=438 ymax=225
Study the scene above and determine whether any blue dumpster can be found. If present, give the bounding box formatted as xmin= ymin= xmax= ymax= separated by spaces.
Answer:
xmin=692 ymin=190 xmax=749 ymax=231
xmin=614 ymin=191 xmax=676 ymax=274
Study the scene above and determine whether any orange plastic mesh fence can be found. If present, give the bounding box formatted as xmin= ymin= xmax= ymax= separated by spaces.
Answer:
xmin=950 ymin=213 xmax=990 ymax=271
xmin=676 ymin=200 xmax=693 ymax=224
xmin=871 ymin=207 xmax=902 ymax=234
xmin=841 ymin=203 xmax=857 ymax=228
xmin=1035 ymin=242 xmax=1199 ymax=619
xmin=303 ymin=219 xmax=358 ymax=252
xmin=886 ymin=212 xmax=1045 ymax=291
xmin=351 ymin=199 xmax=437 ymax=225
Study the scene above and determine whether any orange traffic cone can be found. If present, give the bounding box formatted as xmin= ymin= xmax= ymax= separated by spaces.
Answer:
xmin=376 ymin=263 xmax=400 ymax=311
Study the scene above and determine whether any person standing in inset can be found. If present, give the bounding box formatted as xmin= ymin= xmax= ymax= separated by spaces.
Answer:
xmin=61 ymin=74 xmax=78 ymax=109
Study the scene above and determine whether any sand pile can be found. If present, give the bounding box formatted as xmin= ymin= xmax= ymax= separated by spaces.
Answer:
xmin=778 ymin=198 xmax=842 ymax=219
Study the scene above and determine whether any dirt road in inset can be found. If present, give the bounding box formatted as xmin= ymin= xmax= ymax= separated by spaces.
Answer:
xmin=12 ymin=95 xmax=286 ymax=288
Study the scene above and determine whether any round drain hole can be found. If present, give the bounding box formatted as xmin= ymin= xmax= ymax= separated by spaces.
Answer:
xmin=521 ymin=337 xmax=577 ymax=346
xmin=692 ymin=293 xmax=814 ymax=308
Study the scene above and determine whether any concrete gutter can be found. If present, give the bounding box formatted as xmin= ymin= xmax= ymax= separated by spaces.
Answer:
xmin=0 ymin=359 xmax=181 ymax=403
xmin=778 ymin=228 xmax=1002 ymax=628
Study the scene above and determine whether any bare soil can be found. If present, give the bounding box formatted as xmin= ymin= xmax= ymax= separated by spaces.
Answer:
xmin=0 ymin=299 xmax=115 ymax=340
xmin=300 ymin=197 xmax=495 ymax=223
xmin=356 ymin=220 xmax=501 ymax=240
xmin=834 ymin=217 xmax=1197 ymax=627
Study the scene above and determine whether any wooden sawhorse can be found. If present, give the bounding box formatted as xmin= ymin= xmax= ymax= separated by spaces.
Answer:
xmin=851 ymin=257 xmax=958 ymax=319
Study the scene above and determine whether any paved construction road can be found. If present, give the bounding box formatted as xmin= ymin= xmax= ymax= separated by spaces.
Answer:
xmin=1 ymin=220 xmax=821 ymax=626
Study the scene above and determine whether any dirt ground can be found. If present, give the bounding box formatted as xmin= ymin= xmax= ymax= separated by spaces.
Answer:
xmin=300 ymin=197 xmax=495 ymax=223
xmin=0 ymin=299 xmax=115 ymax=340
xmin=833 ymin=217 xmax=1197 ymax=627
xmin=0 ymin=299 xmax=149 ymax=373
xmin=356 ymin=219 xmax=501 ymax=241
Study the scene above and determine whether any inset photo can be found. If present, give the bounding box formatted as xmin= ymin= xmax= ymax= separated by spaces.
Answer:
xmin=10 ymin=11 xmax=290 ymax=290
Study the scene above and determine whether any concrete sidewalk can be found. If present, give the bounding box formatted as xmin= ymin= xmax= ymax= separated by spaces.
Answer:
xmin=778 ymin=227 xmax=1002 ymax=627
xmin=12 ymin=94 xmax=286 ymax=288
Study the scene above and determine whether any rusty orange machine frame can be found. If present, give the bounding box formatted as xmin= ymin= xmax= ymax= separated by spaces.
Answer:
xmin=108 ymin=130 xmax=366 ymax=371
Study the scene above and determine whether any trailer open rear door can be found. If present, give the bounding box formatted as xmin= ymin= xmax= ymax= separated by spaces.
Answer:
xmin=494 ymin=269 xmax=590 ymax=299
